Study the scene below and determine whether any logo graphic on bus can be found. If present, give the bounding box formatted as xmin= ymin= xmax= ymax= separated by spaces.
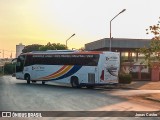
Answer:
xmin=107 ymin=67 xmax=118 ymax=77
xmin=100 ymin=67 xmax=118 ymax=80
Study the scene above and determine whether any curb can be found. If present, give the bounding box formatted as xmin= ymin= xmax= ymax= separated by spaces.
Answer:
xmin=117 ymin=86 xmax=137 ymax=90
xmin=145 ymin=97 xmax=160 ymax=102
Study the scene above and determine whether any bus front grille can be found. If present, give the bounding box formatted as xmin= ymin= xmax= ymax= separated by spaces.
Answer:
xmin=88 ymin=73 xmax=95 ymax=84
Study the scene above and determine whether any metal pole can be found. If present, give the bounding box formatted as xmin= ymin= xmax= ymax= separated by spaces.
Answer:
xmin=66 ymin=40 xmax=68 ymax=48
xmin=2 ymin=65 xmax=4 ymax=75
xmin=3 ymin=50 xmax=4 ymax=58
xmin=110 ymin=21 xmax=112 ymax=51
xmin=109 ymin=9 xmax=126 ymax=51
xmin=66 ymin=33 xmax=75 ymax=48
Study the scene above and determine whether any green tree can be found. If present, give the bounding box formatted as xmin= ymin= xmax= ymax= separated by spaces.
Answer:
xmin=22 ymin=42 xmax=67 ymax=53
xmin=55 ymin=43 xmax=68 ymax=50
xmin=139 ymin=17 xmax=160 ymax=66
xmin=22 ymin=44 xmax=42 ymax=53
xmin=39 ymin=42 xmax=67 ymax=51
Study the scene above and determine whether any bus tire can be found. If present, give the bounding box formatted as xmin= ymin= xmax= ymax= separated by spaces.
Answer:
xmin=25 ymin=74 xmax=30 ymax=84
xmin=42 ymin=81 xmax=45 ymax=85
xmin=86 ymin=86 xmax=94 ymax=89
xmin=71 ymin=76 xmax=80 ymax=88
xmin=32 ymin=80 xmax=36 ymax=83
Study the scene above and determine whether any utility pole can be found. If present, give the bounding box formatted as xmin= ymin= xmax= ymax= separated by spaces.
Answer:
xmin=10 ymin=51 xmax=12 ymax=58
xmin=3 ymin=49 xmax=4 ymax=58
xmin=2 ymin=65 xmax=4 ymax=75
xmin=109 ymin=9 xmax=126 ymax=51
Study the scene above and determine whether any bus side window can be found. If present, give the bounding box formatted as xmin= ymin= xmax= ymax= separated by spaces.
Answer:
xmin=25 ymin=55 xmax=33 ymax=66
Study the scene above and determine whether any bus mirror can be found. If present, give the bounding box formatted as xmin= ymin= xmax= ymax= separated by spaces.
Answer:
xmin=12 ymin=58 xmax=17 ymax=64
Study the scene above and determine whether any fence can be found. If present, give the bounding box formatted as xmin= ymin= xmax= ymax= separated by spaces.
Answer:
xmin=121 ymin=62 xmax=151 ymax=81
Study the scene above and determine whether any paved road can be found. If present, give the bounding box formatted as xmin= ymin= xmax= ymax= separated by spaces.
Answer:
xmin=0 ymin=76 xmax=160 ymax=119
xmin=0 ymin=76 xmax=126 ymax=111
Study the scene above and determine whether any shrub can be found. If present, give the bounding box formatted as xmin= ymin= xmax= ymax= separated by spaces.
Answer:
xmin=119 ymin=73 xmax=132 ymax=84
xmin=4 ymin=63 xmax=15 ymax=75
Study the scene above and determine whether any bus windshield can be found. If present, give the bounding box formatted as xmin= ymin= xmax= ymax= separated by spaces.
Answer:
xmin=16 ymin=55 xmax=25 ymax=72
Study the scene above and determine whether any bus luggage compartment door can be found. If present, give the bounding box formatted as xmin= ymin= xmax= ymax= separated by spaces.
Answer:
xmin=88 ymin=73 xmax=95 ymax=84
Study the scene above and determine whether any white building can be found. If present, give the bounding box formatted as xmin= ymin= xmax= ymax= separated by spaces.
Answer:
xmin=16 ymin=43 xmax=25 ymax=58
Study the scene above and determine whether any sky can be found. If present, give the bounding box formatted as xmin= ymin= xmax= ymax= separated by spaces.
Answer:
xmin=0 ymin=0 xmax=160 ymax=58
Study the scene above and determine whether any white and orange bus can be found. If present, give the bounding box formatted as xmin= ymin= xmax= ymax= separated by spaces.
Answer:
xmin=14 ymin=50 xmax=120 ymax=88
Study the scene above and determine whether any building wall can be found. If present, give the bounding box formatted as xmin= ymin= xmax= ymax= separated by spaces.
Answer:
xmin=16 ymin=43 xmax=25 ymax=58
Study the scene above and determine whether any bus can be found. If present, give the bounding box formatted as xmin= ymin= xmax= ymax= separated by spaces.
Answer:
xmin=14 ymin=50 xmax=120 ymax=88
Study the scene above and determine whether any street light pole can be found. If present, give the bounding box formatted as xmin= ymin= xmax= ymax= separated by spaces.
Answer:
xmin=109 ymin=9 xmax=126 ymax=51
xmin=66 ymin=33 xmax=75 ymax=48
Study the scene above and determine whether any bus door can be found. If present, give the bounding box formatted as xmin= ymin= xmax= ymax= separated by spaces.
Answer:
xmin=16 ymin=55 xmax=25 ymax=79
xmin=103 ymin=53 xmax=119 ymax=83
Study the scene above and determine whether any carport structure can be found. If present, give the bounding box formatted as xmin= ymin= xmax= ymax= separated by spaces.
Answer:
xmin=85 ymin=38 xmax=152 ymax=81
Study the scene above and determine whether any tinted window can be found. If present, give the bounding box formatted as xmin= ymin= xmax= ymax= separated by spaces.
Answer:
xmin=16 ymin=55 xmax=26 ymax=72
xmin=25 ymin=55 xmax=33 ymax=66
xmin=24 ymin=54 xmax=99 ymax=66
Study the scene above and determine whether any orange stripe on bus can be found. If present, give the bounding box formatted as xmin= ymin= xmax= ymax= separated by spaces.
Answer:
xmin=44 ymin=65 xmax=67 ymax=78
xmin=42 ymin=65 xmax=72 ymax=80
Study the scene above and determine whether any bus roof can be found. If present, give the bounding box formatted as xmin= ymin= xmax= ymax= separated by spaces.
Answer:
xmin=21 ymin=50 xmax=111 ymax=55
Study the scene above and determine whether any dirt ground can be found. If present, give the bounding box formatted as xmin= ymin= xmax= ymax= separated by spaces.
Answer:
xmin=120 ymin=81 xmax=160 ymax=90
xmin=121 ymin=81 xmax=160 ymax=105
xmin=129 ymin=81 xmax=160 ymax=90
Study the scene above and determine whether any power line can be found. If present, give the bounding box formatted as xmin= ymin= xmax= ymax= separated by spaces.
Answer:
xmin=0 ymin=49 xmax=15 ymax=58
xmin=0 ymin=49 xmax=16 ymax=52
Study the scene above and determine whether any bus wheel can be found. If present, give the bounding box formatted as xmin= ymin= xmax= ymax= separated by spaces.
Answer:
xmin=42 ymin=81 xmax=45 ymax=85
xmin=32 ymin=80 xmax=36 ymax=83
xmin=71 ymin=76 xmax=80 ymax=88
xmin=86 ymin=86 xmax=94 ymax=89
xmin=25 ymin=74 xmax=30 ymax=84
